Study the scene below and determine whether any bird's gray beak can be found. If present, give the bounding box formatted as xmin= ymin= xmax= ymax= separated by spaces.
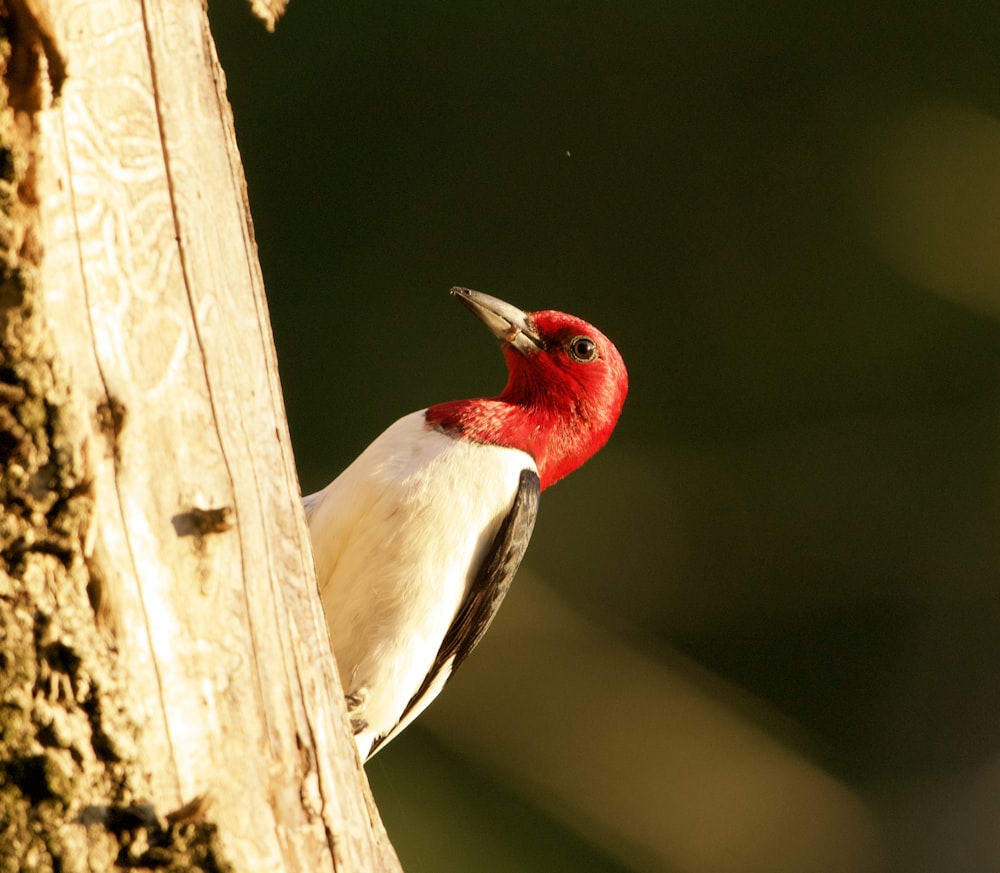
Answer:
xmin=450 ymin=287 xmax=545 ymax=355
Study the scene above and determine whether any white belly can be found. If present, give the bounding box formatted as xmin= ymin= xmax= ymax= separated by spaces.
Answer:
xmin=304 ymin=410 xmax=534 ymax=755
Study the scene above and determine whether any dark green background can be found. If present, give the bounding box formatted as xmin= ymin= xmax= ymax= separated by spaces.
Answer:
xmin=209 ymin=3 xmax=1000 ymax=871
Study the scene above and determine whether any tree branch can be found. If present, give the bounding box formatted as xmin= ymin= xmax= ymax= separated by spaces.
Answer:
xmin=0 ymin=0 xmax=401 ymax=869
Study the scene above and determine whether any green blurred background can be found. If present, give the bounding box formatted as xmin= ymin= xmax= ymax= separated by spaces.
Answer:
xmin=209 ymin=2 xmax=1000 ymax=871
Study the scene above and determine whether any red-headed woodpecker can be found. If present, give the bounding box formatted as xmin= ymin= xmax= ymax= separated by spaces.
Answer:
xmin=304 ymin=287 xmax=628 ymax=760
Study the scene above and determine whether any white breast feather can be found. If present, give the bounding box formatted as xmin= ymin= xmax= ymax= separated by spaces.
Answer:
xmin=305 ymin=409 xmax=535 ymax=758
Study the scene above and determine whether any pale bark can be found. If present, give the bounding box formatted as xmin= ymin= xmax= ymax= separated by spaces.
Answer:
xmin=0 ymin=0 xmax=401 ymax=870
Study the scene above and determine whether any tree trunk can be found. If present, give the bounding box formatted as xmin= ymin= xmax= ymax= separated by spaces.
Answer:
xmin=0 ymin=0 xmax=402 ymax=870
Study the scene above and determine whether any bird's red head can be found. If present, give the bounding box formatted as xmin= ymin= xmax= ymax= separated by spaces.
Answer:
xmin=426 ymin=288 xmax=628 ymax=490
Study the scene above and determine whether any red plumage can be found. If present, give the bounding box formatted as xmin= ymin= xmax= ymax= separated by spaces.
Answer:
xmin=426 ymin=305 xmax=628 ymax=490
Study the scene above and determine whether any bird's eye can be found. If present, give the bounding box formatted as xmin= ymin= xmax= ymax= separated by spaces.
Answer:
xmin=567 ymin=335 xmax=599 ymax=362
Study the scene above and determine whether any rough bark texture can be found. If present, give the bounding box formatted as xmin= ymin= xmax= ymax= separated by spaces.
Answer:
xmin=0 ymin=1 xmax=401 ymax=871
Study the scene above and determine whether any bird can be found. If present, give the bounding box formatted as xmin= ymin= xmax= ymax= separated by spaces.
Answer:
xmin=303 ymin=286 xmax=628 ymax=761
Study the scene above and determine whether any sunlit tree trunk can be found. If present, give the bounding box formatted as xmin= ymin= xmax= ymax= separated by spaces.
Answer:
xmin=0 ymin=1 xmax=401 ymax=869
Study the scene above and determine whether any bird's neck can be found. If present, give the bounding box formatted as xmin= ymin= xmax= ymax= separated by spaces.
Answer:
xmin=425 ymin=396 xmax=608 ymax=490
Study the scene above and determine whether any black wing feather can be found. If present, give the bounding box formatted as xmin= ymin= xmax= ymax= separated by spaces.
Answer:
xmin=368 ymin=467 xmax=540 ymax=756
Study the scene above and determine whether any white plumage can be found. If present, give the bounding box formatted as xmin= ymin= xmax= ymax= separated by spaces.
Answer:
xmin=304 ymin=410 xmax=535 ymax=759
